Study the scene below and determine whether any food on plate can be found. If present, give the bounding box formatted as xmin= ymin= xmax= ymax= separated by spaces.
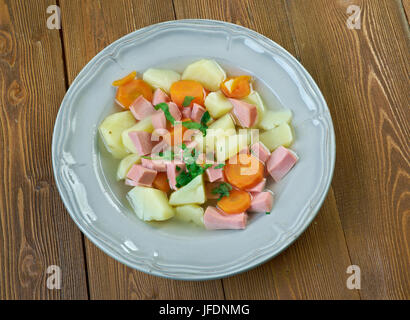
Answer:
xmin=100 ymin=59 xmax=298 ymax=230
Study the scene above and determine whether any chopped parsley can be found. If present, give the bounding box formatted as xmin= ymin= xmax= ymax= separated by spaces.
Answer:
xmin=211 ymin=182 xmax=232 ymax=201
xmin=182 ymin=96 xmax=196 ymax=107
xmin=214 ymin=163 xmax=225 ymax=169
xmin=266 ymin=212 xmax=271 ymax=215
xmin=154 ymin=102 xmax=175 ymax=125
xmin=175 ymin=147 xmax=212 ymax=188
xmin=182 ymin=111 xmax=211 ymax=136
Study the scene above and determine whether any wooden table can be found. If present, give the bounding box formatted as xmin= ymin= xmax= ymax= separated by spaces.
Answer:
xmin=0 ymin=0 xmax=408 ymax=300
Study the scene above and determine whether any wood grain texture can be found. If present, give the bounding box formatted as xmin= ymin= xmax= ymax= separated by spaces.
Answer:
xmin=0 ymin=0 xmax=88 ymax=299
xmin=173 ymin=0 xmax=360 ymax=300
xmin=285 ymin=0 xmax=410 ymax=299
xmin=58 ymin=0 xmax=225 ymax=300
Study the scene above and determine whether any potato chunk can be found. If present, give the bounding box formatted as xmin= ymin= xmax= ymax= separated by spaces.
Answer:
xmin=182 ymin=59 xmax=226 ymax=91
xmin=121 ymin=116 xmax=154 ymax=153
xmin=127 ymin=186 xmax=175 ymax=221
xmin=116 ymin=153 xmax=141 ymax=180
xmin=260 ymin=123 xmax=294 ymax=151
xmin=204 ymin=91 xmax=233 ymax=118
xmin=169 ymin=175 xmax=206 ymax=205
xmin=215 ymin=133 xmax=248 ymax=162
xmin=175 ymin=204 xmax=204 ymax=226
xmin=258 ymin=109 xmax=292 ymax=130
xmin=142 ymin=68 xmax=181 ymax=93
xmin=99 ymin=111 xmax=137 ymax=159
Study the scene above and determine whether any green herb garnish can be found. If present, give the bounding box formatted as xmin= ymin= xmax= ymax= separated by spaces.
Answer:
xmin=154 ymin=102 xmax=175 ymax=125
xmin=211 ymin=182 xmax=232 ymax=201
xmin=182 ymin=96 xmax=195 ymax=107
xmin=214 ymin=163 xmax=225 ymax=169
xmin=175 ymin=148 xmax=212 ymax=188
xmin=182 ymin=113 xmax=210 ymax=136
xmin=266 ymin=212 xmax=271 ymax=215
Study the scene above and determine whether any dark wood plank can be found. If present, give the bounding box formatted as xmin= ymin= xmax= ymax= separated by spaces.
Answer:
xmin=0 ymin=0 xmax=88 ymax=299
xmin=286 ymin=0 xmax=410 ymax=299
xmin=173 ymin=0 xmax=360 ymax=300
xmin=59 ymin=0 xmax=225 ymax=299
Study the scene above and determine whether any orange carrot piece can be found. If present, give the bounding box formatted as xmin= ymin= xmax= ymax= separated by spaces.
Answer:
xmin=217 ymin=189 xmax=251 ymax=214
xmin=224 ymin=154 xmax=264 ymax=189
xmin=220 ymin=75 xmax=251 ymax=99
xmin=170 ymin=80 xmax=204 ymax=107
xmin=152 ymin=172 xmax=170 ymax=193
xmin=112 ymin=71 xmax=137 ymax=87
xmin=115 ymin=79 xmax=153 ymax=109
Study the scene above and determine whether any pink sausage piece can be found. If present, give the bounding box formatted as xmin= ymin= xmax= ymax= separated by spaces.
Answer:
xmin=129 ymin=95 xmax=156 ymax=120
xmin=151 ymin=140 xmax=171 ymax=154
xmin=126 ymin=164 xmax=157 ymax=187
xmin=204 ymin=206 xmax=248 ymax=230
xmin=166 ymin=161 xmax=186 ymax=190
xmin=205 ymin=164 xmax=224 ymax=183
xmin=167 ymin=102 xmax=182 ymax=121
xmin=191 ymin=103 xmax=206 ymax=123
xmin=152 ymin=88 xmax=170 ymax=106
xmin=266 ymin=146 xmax=298 ymax=182
xmin=248 ymin=191 xmax=274 ymax=213
xmin=151 ymin=110 xmax=166 ymax=130
xmin=228 ymin=98 xmax=258 ymax=128
xmin=246 ymin=178 xmax=266 ymax=193
xmin=128 ymin=131 xmax=154 ymax=156
xmin=250 ymin=142 xmax=271 ymax=163
xmin=141 ymin=157 xmax=167 ymax=172
xmin=181 ymin=107 xmax=192 ymax=119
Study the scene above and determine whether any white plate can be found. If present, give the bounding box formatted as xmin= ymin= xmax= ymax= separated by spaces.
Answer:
xmin=52 ymin=20 xmax=335 ymax=280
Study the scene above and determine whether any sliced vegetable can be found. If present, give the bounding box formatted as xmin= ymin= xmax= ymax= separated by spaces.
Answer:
xmin=182 ymin=59 xmax=226 ymax=91
xmin=242 ymin=91 xmax=266 ymax=126
xmin=152 ymin=172 xmax=171 ymax=193
xmin=142 ymin=68 xmax=181 ymax=93
xmin=204 ymin=91 xmax=233 ymax=119
xmin=217 ymin=189 xmax=251 ymax=214
xmin=258 ymin=109 xmax=292 ymax=130
xmin=170 ymin=80 xmax=204 ymax=107
xmin=127 ymin=186 xmax=175 ymax=221
xmin=175 ymin=204 xmax=204 ymax=226
xmin=224 ymin=154 xmax=265 ymax=189
xmin=221 ymin=75 xmax=251 ymax=99
xmin=115 ymin=79 xmax=153 ymax=109
xmin=112 ymin=71 xmax=137 ymax=87
xmin=121 ymin=116 xmax=154 ymax=153
xmin=260 ymin=122 xmax=294 ymax=151
xmin=169 ymin=175 xmax=206 ymax=205
xmin=99 ymin=111 xmax=137 ymax=159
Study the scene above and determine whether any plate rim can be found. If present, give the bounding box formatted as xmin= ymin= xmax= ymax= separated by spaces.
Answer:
xmin=52 ymin=19 xmax=336 ymax=280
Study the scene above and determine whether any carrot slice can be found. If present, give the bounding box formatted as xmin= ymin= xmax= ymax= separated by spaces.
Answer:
xmin=224 ymin=154 xmax=264 ymax=189
xmin=112 ymin=71 xmax=137 ymax=86
xmin=152 ymin=172 xmax=170 ymax=193
xmin=220 ymin=76 xmax=251 ymax=99
xmin=217 ymin=189 xmax=251 ymax=214
xmin=170 ymin=80 xmax=204 ymax=107
xmin=115 ymin=79 xmax=153 ymax=108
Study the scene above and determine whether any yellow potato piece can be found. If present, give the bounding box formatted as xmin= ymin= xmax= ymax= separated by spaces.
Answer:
xmin=127 ymin=186 xmax=175 ymax=221
xmin=204 ymin=91 xmax=233 ymax=119
xmin=175 ymin=204 xmax=204 ymax=226
xmin=258 ymin=109 xmax=292 ymax=130
xmin=260 ymin=123 xmax=294 ymax=151
xmin=142 ymin=68 xmax=181 ymax=93
xmin=99 ymin=111 xmax=137 ymax=159
xmin=215 ymin=133 xmax=248 ymax=162
xmin=169 ymin=175 xmax=206 ymax=205
xmin=182 ymin=59 xmax=226 ymax=91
